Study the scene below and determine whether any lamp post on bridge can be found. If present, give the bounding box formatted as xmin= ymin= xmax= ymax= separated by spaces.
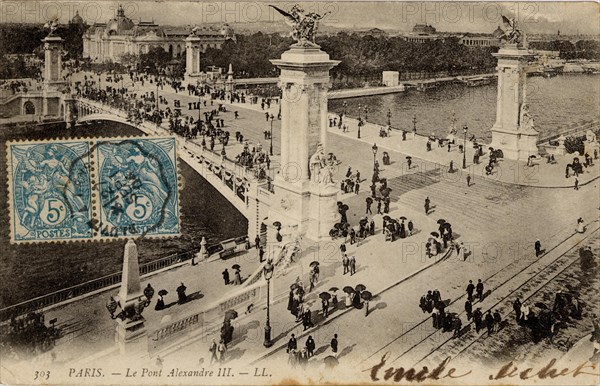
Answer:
xmin=365 ymin=107 xmax=369 ymax=122
xmin=269 ymin=113 xmax=275 ymax=156
xmin=343 ymin=101 xmax=348 ymax=116
xmin=387 ymin=109 xmax=392 ymax=127
xmin=412 ymin=115 xmax=417 ymax=134
xmin=263 ymin=259 xmax=274 ymax=348
xmin=462 ymin=125 xmax=468 ymax=169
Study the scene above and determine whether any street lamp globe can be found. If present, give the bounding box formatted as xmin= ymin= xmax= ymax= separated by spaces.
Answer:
xmin=263 ymin=259 xmax=274 ymax=348
xmin=263 ymin=260 xmax=274 ymax=280
xmin=372 ymin=143 xmax=378 ymax=156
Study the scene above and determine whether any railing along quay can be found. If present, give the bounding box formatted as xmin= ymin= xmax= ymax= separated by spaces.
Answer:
xmin=0 ymin=249 xmax=197 ymax=322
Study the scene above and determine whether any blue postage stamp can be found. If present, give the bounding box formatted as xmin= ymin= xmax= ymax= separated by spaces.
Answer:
xmin=8 ymin=140 xmax=93 ymax=242
xmin=95 ymin=137 xmax=180 ymax=239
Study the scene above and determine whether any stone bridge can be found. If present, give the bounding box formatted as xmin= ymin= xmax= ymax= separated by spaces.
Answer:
xmin=75 ymin=97 xmax=274 ymax=242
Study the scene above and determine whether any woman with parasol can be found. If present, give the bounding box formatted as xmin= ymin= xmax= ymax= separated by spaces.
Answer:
xmin=155 ymin=289 xmax=168 ymax=310
xmin=319 ymin=292 xmax=331 ymax=318
xmin=232 ymin=264 xmax=242 ymax=285
xmin=329 ymin=287 xmax=339 ymax=309
xmin=399 ymin=216 xmax=407 ymax=238
xmin=343 ymin=286 xmax=354 ymax=308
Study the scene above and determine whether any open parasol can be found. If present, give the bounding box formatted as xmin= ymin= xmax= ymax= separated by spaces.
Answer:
xmin=273 ymin=221 xmax=282 ymax=228
xmin=158 ymin=289 xmax=168 ymax=296
xmin=437 ymin=219 xmax=446 ymax=224
xmin=399 ymin=216 xmax=407 ymax=220
xmin=232 ymin=264 xmax=241 ymax=270
xmin=310 ymin=261 xmax=320 ymax=268
xmin=383 ymin=215 xmax=391 ymax=221
xmin=355 ymin=284 xmax=367 ymax=292
xmin=360 ymin=291 xmax=373 ymax=301
xmin=319 ymin=292 xmax=332 ymax=301
xmin=406 ymin=156 xmax=412 ymax=160
xmin=534 ymin=302 xmax=548 ymax=310
xmin=343 ymin=286 xmax=355 ymax=294
xmin=430 ymin=232 xmax=440 ymax=238
xmin=329 ymin=287 xmax=339 ymax=292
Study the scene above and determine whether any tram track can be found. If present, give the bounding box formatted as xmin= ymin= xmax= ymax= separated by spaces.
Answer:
xmin=361 ymin=219 xmax=599 ymax=366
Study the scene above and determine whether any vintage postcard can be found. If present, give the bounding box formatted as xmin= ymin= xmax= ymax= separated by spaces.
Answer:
xmin=0 ymin=1 xmax=599 ymax=385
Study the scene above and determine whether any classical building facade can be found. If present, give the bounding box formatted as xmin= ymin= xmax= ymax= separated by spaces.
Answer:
xmin=82 ymin=5 xmax=235 ymax=63
xmin=402 ymin=24 xmax=503 ymax=47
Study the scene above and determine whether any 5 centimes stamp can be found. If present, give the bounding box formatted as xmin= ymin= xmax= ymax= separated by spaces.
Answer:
xmin=7 ymin=140 xmax=93 ymax=243
xmin=95 ymin=137 xmax=180 ymax=239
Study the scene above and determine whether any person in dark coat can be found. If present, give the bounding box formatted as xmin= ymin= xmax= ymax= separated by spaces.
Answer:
xmin=352 ymin=290 xmax=362 ymax=308
xmin=513 ymin=298 xmax=522 ymax=322
xmin=466 ymin=280 xmax=475 ymax=302
xmin=287 ymin=334 xmax=297 ymax=353
xmin=432 ymin=289 xmax=441 ymax=303
xmin=476 ymin=279 xmax=484 ymax=301
xmin=155 ymin=295 xmax=165 ymax=310
xmin=330 ymin=334 xmax=338 ymax=353
xmin=493 ymin=309 xmax=502 ymax=332
xmin=176 ymin=282 xmax=187 ymax=304
xmin=144 ymin=283 xmax=155 ymax=302
xmin=222 ymin=269 xmax=230 ymax=285
xmin=424 ymin=196 xmax=430 ymax=214
xmin=453 ymin=317 xmax=462 ymax=338
xmin=259 ymin=246 xmax=265 ymax=262
xmin=407 ymin=220 xmax=414 ymax=236
xmin=485 ymin=311 xmax=495 ymax=334
xmin=473 ymin=308 xmax=483 ymax=333
xmin=305 ymin=335 xmax=315 ymax=357
xmin=302 ymin=308 xmax=314 ymax=330
xmin=465 ymin=299 xmax=473 ymax=320
xmin=535 ymin=240 xmax=542 ymax=257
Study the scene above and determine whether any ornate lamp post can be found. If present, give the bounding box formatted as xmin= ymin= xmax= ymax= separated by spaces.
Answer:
xmin=462 ymin=125 xmax=468 ymax=169
xmin=357 ymin=104 xmax=362 ymax=120
xmin=269 ymin=114 xmax=275 ymax=156
xmin=365 ymin=107 xmax=369 ymax=121
xmin=412 ymin=115 xmax=417 ymax=133
xmin=358 ymin=118 xmax=363 ymax=139
xmin=372 ymin=143 xmax=378 ymax=171
xmin=263 ymin=260 xmax=274 ymax=347
xmin=343 ymin=101 xmax=348 ymax=116
xmin=387 ymin=109 xmax=392 ymax=126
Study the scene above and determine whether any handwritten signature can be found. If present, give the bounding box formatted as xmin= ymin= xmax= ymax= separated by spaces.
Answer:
xmin=364 ymin=353 xmax=598 ymax=383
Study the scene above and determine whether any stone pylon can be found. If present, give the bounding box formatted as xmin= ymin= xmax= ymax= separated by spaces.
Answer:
xmin=226 ymin=63 xmax=234 ymax=94
xmin=42 ymin=33 xmax=66 ymax=116
xmin=116 ymin=239 xmax=147 ymax=355
xmin=489 ymin=44 xmax=539 ymax=161
xmin=185 ymin=33 xmax=202 ymax=82
xmin=268 ymin=44 xmax=340 ymax=241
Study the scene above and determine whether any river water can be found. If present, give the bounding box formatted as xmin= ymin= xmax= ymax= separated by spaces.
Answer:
xmin=328 ymin=74 xmax=600 ymax=141
xmin=0 ymin=122 xmax=247 ymax=308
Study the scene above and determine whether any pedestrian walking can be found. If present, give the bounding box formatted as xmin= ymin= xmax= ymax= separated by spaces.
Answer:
xmin=535 ymin=240 xmax=542 ymax=257
xmin=305 ymin=335 xmax=315 ymax=358
xmin=366 ymin=196 xmax=373 ymax=214
xmin=467 ymin=174 xmax=471 ymax=187
xmin=493 ymin=309 xmax=502 ymax=332
xmin=322 ymin=298 xmax=329 ymax=318
xmin=377 ymin=199 xmax=382 ymax=214
xmin=473 ymin=308 xmax=483 ymax=333
xmin=424 ymin=196 xmax=430 ymax=215
xmin=222 ymin=269 xmax=230 ymax=285
xmin=408 ymin=220 xmax=414 ymax=236
xmin=287 ymin=334 xmax=297 ymax=353
xmin=476 ymin=279 xmax=484 ymax=301
xmin=233 ymin=267 xmax=242 ymax=285
xmin=342 ymin=253 xmax=349 ymax=275
xmin=465 ymin=299 xmax=473 ymax=320
xmin=255 ymin=235 xmax=260 ymax=249
xmin=355 ymin=181 xmax=360 ymax=195
xmin=176 ymin=282 xmax=187 ymax=304
xmin=453 ymin=317 xmax=462 ymax=338
xmin=513 ymin=298 xmax=522 ymax=322
xmin=574 ymin=177 xmax=579 ymax=190
xmin=466 ymin=280 xmax=475 ymax=301
xmin=485 ymin=311 xmax=495 ymax=334
xmin=259 ymin=246 xmax=265 ymax=262
xmin=330 ymin=334 xmax=338 ymax=353
xmin=349 ymin=255 xmax=357 ymax=275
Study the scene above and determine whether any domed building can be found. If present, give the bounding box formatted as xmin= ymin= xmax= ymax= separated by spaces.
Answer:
xmin=70 ymin=10 xmax=84 ymax=25
xmin=83 ymin=5 xmax=235 ymax=63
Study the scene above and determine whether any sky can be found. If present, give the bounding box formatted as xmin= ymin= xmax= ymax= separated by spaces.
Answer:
xmin=1 ymin=1 xmax=598 ymax=35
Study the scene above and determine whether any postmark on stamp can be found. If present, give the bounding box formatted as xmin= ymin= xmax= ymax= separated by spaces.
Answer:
xmin=7 ymin=136 xmax=180 ymax=243
xmin=8 ymin=139 xmax=94 ymax=242
xmin=95 ymin=137 xmax=180 ymax=239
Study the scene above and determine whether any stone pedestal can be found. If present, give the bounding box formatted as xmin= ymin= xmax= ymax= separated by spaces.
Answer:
xmin=225 ymin=63 xmax=235 ymax=94
xmin=185 ymin=35 xmax=202 ymax=82
xmin=116 ymin=240 xmax=148 ymax=355
xmin=489 ymin=45 xmax=539 ymax=161
xmin=42 ymin=34 xmax=66 ymax=116
xmin=267 ymin=44 xmax=340 ymax=242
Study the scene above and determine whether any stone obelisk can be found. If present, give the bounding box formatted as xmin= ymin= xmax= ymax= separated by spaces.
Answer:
xmin=116 ymin=240 xmax=147 ymax=354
